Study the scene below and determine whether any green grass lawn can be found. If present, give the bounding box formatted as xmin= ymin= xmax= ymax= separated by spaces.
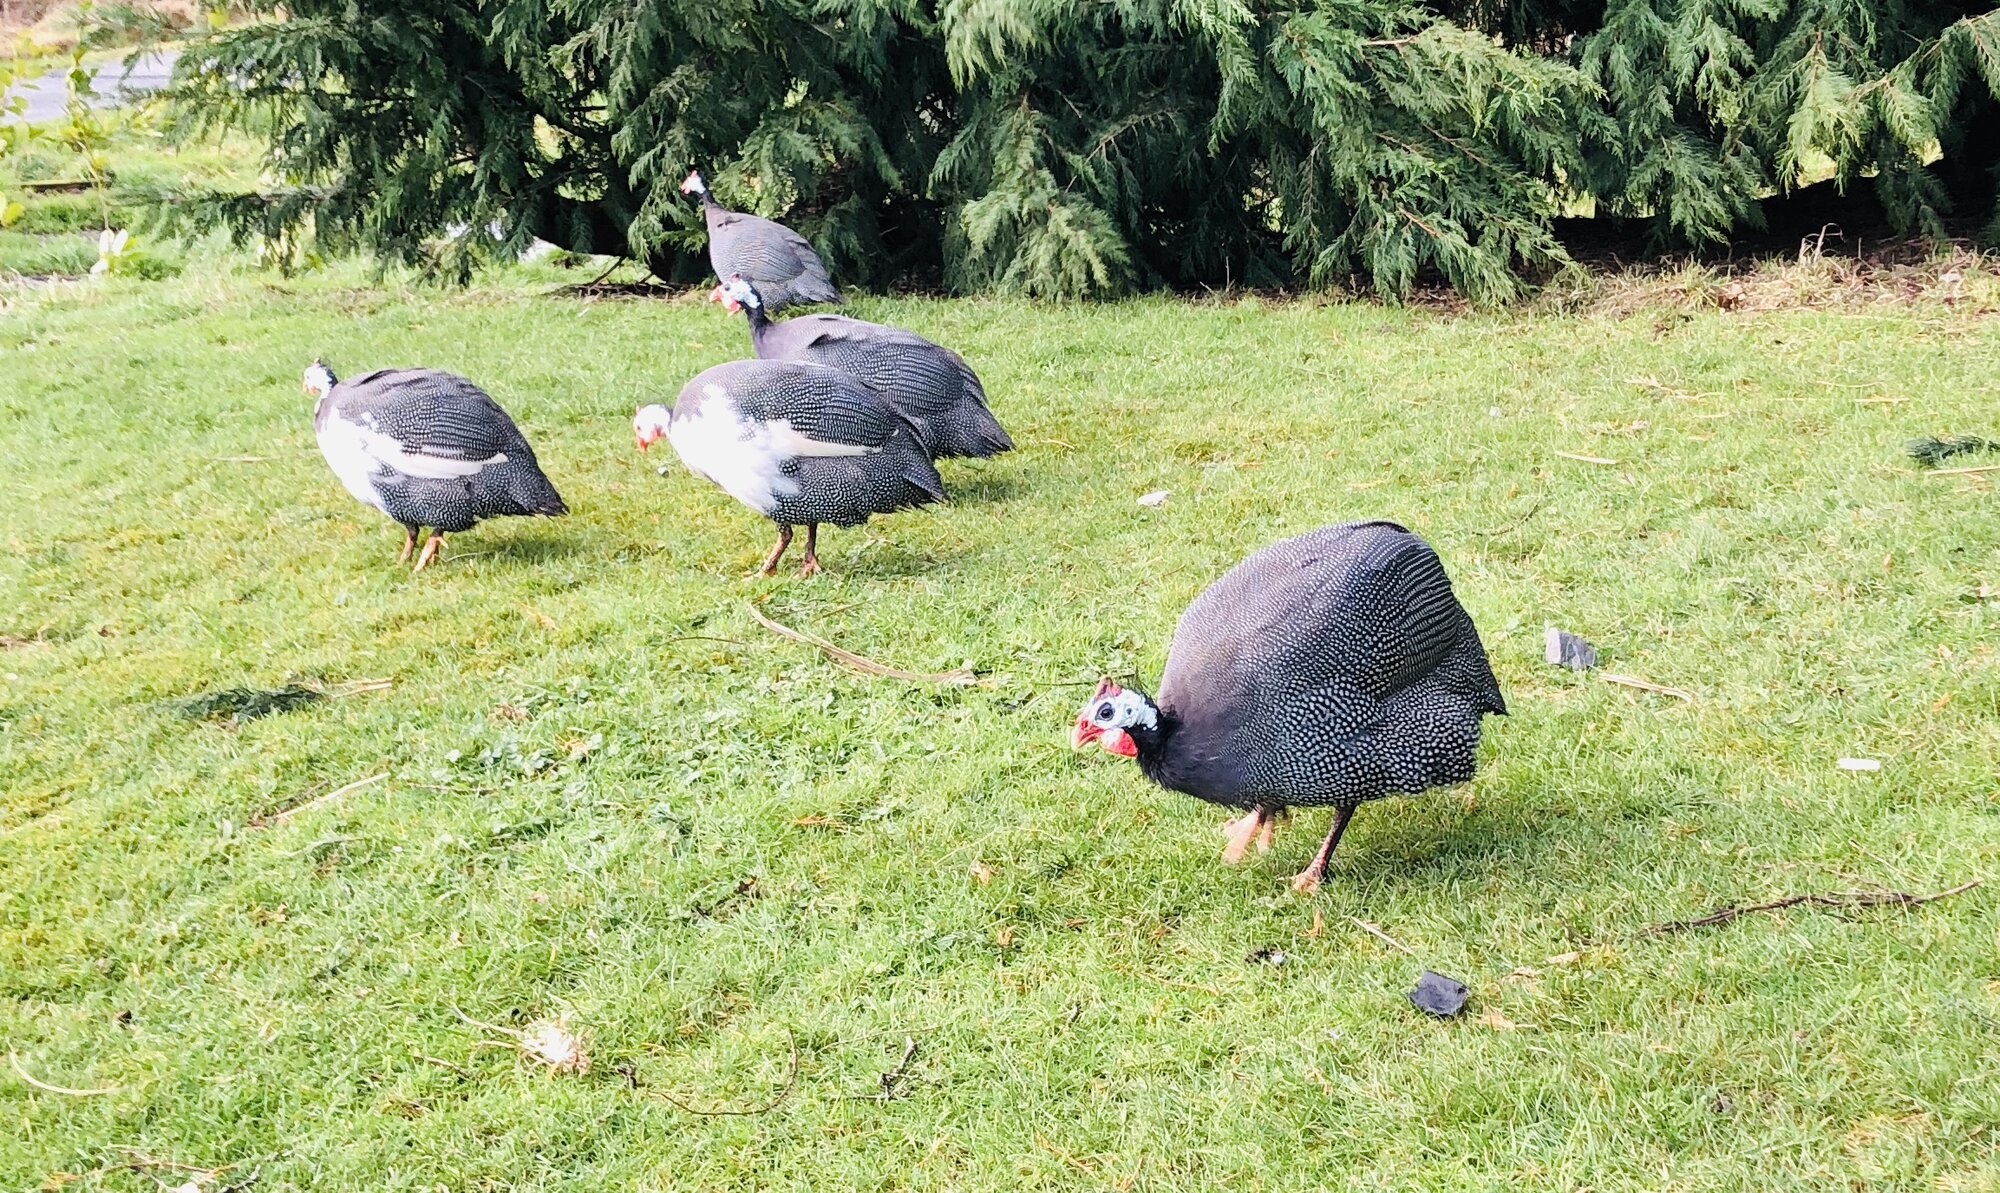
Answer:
xmin=3 ymin=262 xmax=1998 ymax=1191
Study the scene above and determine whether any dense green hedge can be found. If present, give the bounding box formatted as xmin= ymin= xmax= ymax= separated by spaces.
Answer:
xmin=165 ymin=0 xmax=2000 ymax=302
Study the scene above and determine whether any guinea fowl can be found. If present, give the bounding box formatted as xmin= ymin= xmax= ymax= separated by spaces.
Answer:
xmin=680 ymin=169 xmax=842 ymax=313
xmin=1071 ymin=521 xmax=1505 ymax=892
xmin=712 ymin=274 xmax=1012 ymax=460
xmin=633 ymin=360 xmax=943 ymax=576
xmin=305 ymin=362 xmax=567 ymax=571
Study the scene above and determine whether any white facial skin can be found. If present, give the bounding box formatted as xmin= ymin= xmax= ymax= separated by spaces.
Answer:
xmin=719 ymin=275 xmax=760 ymax=312
xmin=1083 ymin=687 xmax=1157 ymax=734
xmin=633 ymin=404 xmax=673 ymax=451
xmin=680 ymin=169 xmax=707 ymax=196
xmin=302 ymin=362 xmax=336 ymax=397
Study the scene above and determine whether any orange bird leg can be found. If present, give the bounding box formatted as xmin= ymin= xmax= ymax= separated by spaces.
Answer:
xmin=412 ymin=533 xmax=446 ymax=573
xmin=1290 ymin=805 xmax=1356 ymax=895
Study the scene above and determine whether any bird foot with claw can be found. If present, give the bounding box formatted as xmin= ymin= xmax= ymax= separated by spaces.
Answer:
xmin=1289 ymin=869 xmax=1323 ymax=895
xmin=797 ymin=558 xmax=822 ymax=578
xmin=412 ymin=535 xmax=445 ymax=573
xmin=1221 ymin=811 xmax=1266 ymax=864
xmin=1221 ymin=811 xmax=1279 ymax=853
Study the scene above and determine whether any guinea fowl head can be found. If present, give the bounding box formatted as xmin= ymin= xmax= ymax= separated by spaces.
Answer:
xmin=679 ymin=169 xmax=708 ymax=197
xmin=302 ymin=360 xmax=336 ymax=397
xmin=632 ymin=403 xmax=673 ymax=451
xmin=715 ymin=274 xmax=764 ymax=315
xmin=1071 ymin=678 xmax=1160 ymax=759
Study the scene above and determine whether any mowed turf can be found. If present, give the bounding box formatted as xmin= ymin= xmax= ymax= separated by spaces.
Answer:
xmin=2 ymin=265 xmax=1998 ymax=1191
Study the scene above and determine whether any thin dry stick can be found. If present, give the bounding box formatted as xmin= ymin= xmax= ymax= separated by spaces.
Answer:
xmin=1036 ymin=1136 xmax=1098 ymax=1174
xmin=1643 ymin=879 xmax=1982 ymax=935
xmin=109 ymin=1147 xmax=231 ymax=1176
xmin=265 ymin=772 xmax=388 ymax=825
xmin=1127 ymin=969 xmax=1224 ymax=997
xmin=1554 ymin=450 xmax=1621 ymax=466
xmin=1473 ymin=496 xmax=1547 ymax=537
xmin=1924 ymin=463 xmax=2000 ymax=477
xmin=644 ymin=1027 xmax=799 ymax=1116
xmin=1350 ymin=917 xmax=1415 ymax=955
xmin=1602 ymin=673 xmax=1696 ymax=702
xmin=846 ymin=1036 xmax=922 ymax=1102
xmin=745 ymin=603 xmax=981 ymax=686
xmin=8 ymin=1050 xmax=121 ymax=1096
xmin=415 ymin=1053 xmax=473 ymax=1078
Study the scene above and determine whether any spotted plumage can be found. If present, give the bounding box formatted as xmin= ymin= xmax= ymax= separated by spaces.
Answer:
xmin=636 ymin=360 xmax=943 ymax=576
xmin=717 ymin=274 xmax=1011 ymax=459
xmin=308 ymin=364 xmax=567 ymax=570
xmin=1072 ymin=521 xmax=1504 ymax=891
xmin=681 ymin=170 xmax=841 ymax=313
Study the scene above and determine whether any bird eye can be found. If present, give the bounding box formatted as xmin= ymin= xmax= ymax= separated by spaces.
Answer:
xmin=1096 ymin=702 xmax=1115 ymax=721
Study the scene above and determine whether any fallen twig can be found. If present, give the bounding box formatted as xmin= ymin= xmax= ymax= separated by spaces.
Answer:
xmin=642 ymin=1027 xmax=799 ymax=1116
xmin=692 ymin=876 xmax=758 ymax=918
xmin=109 ymin=1148 xmax=223 ymax=1175
xmin=8 ymin=1050 xmax=121 ymax=1096
xmin=1602 ymin=673 xmax=1696 ymax=702
xmin=1643 ymin=879 xmax=1982 ymax=935
xmin=1351 ymin=917 xmax=1415 ymax=955
xmin=414 ymin=1053 xmax=473 ymax=1078
xmin=1128 ymin=969 xmax=1223 ymax=997
xmin=1035 ymin=1136 xmax=1099 ymax=1174
xmin=257 ymin=772 xmax=388 ymax=826
xmin=1554 ymin=450 xmax=1621 ymax=466
xmin=846 ymin=1036 xmax=921 ymax=1102
xmin=745 ymin=603 xmax=981 ymax=686
xmin=1923 ymin=463 xmax=2000 ymax=477
xmin=1473 ymin=496 xmax=1546 ymax=537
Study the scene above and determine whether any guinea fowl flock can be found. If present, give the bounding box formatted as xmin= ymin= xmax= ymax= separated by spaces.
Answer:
xmin=308 ymin=169 xmax=1505 ymax=890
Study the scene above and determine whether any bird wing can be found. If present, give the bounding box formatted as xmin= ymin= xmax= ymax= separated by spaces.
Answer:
xmin=1159 ymin=522 xmax=1472 ymax=716
xmin=712 ymin=211 xmax=822 ymax=285
xmin=327 ymin=369 xmax=532 ymax=478
xmin=670 ymin=361 xmax=927 ymax=515
xmin=709 ymin=361 xmax=906 ymax=451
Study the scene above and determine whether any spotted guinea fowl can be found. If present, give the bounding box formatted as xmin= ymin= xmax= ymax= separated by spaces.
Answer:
xmin=680 ymin=169 xmax=842 ymax=313
xmin=712 ymin=274 xmax=1012 ymax=460
xmin=633 ymin=360 xmax=942 ymax=576
xmin=1071 ymin=521 xmax=1505 ymax=892
xmin=305 ymin=362 xmax=567 ymax=571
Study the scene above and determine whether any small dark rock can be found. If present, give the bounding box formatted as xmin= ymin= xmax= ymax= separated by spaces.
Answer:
xmin=1408 ymin=970 xmax=1470 ymax=1016
xmin=1711 ymin=1092 xmax=1734 ymax=1115
xmin=1544 ymin=626 xmax=1599 ymax=671
xmin=1245 ymin=946 xmax=1287 ymax=966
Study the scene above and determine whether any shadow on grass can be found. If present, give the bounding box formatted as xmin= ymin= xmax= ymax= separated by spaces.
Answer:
xmin=446 ymin=532 xmax=591 ymax=568
xmin=940 ymin=466 xmax=1027 ymax=505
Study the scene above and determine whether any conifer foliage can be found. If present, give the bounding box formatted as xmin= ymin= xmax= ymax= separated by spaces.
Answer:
xmin=166 ymin=0 xmax=2000 ymax=302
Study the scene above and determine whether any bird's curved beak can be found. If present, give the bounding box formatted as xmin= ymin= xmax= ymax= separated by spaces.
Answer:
xmin=1071 ymin=715 xmax=1102 ymax=751
xmin=707 ymin=285 xmax=724 ymax=304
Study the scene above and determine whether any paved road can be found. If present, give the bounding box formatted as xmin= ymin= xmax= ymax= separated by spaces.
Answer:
xmin=6 ymin=49 xmax=178 ymax=125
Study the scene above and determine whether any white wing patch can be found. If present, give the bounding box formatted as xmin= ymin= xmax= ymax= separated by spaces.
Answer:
xmin=315 ymin=412 xmax=389 ymax=512
xmin=316 ymin=410 xmax=505 ymax=511
xmin=667 ymin=391 xmax=878 ymax=514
